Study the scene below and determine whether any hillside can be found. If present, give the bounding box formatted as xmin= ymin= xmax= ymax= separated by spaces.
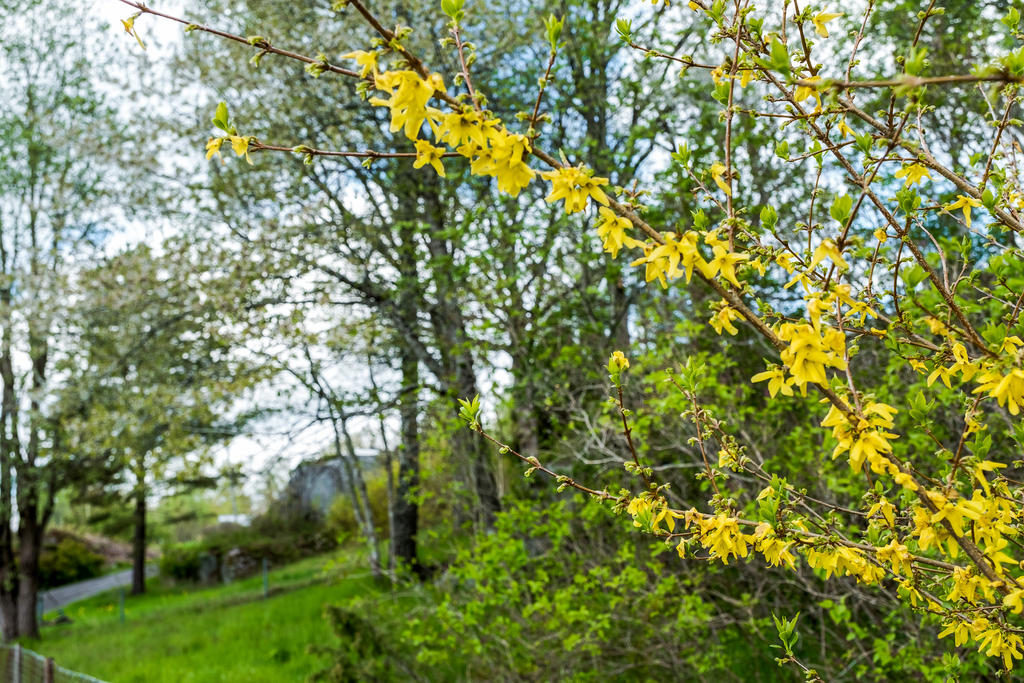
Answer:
xmin=25 ymin=553 xmax=379 ymax=683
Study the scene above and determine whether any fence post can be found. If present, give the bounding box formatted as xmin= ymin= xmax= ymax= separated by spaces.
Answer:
xmin=262 ymin=558 xmax=268 ymax=599
xmin=118 ymin=587 xmax=125 ymax=624
xmin=12 ymin=643 xmax=20 ymax=683
xmin=43 ymin=657 xmax=54 ymax=683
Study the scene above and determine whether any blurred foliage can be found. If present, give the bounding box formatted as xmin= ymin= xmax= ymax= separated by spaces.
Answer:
xmin=38 ymin=538 xmax=105 ymax=589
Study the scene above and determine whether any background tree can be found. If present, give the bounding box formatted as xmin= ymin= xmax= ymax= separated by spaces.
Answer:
xmin=0 ymin=0 xmax=140 ymax=638
xmin=65 ymin=241 xmax=259 ymax=595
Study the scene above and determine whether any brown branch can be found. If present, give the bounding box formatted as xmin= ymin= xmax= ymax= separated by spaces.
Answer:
xmin=115 ymin=0 xmax=362 ymax=79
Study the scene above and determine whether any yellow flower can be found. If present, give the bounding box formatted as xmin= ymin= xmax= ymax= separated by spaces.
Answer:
xmin=894 ymin=163 xmax=931 ymax=187
xmin=794 ymin=76 xmax=822 ymax=111
xmin=751 ymin=366 xmax=795 ymax=398
xmin=595 ymin=207 xmax=644 ymax=258
xmin=644 ymin=231 xmax=706 ymax=283
xmin=778 ymin=322 xmax=847 ymax=389
xmin=977 ymin=626 xmax=1024 ymax=670
xmin=205 ymin=137 xmax=224 ymax=161
xmin=121 ymin=12 xmax=147 ymax=50
xmin=370 ymin=70 xmax=445 ymax=141
xmin=808 ymin=239 xmax=848 ymax=272
xmin=866 ymin=497 xmax=896 ymax=526
xmin=702 ymin=244 xmax=749 ymax=288
xmin=927 ymin=364 xmax=955 ymax=389
xmin=811 ymin=11 xmax=842 ymax=38
xmin=1005 ymin=589 xmax=1024 ymax=615
xmin=630 ymin=244 xmax=669 ymax=289
xmin=709 ymin=162 xmax=732 ymax=196
xmin=697 ymin=515 xmax=750 ymax=565
xmin=609 ymin=350 xmax=629 ymax=371
xmin=1002 ymin=336 xmax=1024 ymax=354
xmin=752 ymin=523 xmax=796 ymax=569
xmin=710 ymin=302 xmax=742 ymax=335
xmin=836 ymin=118 xmax=854 ymax=138
xmin=228 ymin=136 xmax=253 ymax=165
xmin=437 ymin=109 xmax=488 ymax=149
xmin=937 ymin=619 xmax=972 ymax=648
xmin=459 ymin=127 xmax=537 ymax=197
xmin=340 ymin=50 xmax=379 ymax=78
xmin=540 ymin=166 xmax=610 ymax=213
xmin=944 ymin=194 xmax=983 ymax=228
xmin=413 ymin=139 xmax=446 ymax=177
xmin=821 ymin=400 xmax=899 ymax=474
xmin=973 ymin=367 xmax=1024 ymax=415
xmin=487 ymin=129 xmax=536 ymax=196
xmin=876 ymin=539 xmax=912 ymax=576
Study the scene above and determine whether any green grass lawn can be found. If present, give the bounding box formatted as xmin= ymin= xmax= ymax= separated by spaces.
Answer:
xmin=25 ymin=552 xmax=383 ymax=683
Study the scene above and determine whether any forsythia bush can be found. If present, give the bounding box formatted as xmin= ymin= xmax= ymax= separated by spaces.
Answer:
xmin=121 ymin=0 xmax=1024 ymax=674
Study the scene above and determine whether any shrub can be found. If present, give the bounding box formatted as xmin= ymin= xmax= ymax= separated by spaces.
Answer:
xmin=325 ymin=474 xmax=389 ymax=543
xmin=161 ymin=509 xmax=337 ymax=584
xmin=39 ymin=538 xmax=105 ymax=588
xmin=159 ymin=543 xmax=202 ymax=582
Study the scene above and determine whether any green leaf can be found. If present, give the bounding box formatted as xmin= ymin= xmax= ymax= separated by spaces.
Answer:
xmin=854 ymin=132 xmax=873 ymax=155
xmin=545 ymin=14 xmax=564 ymax=51
xmin=614 ymin=18 xmax=632 ymax=43
xmin=769 ymin=37 xmax=790 ymax=78
xmin=982 ymin=188 xmax=996 ymax=209
xmin=905 ymin=45 xmax=927 ymax=76
xmin=829 ymin=194 xmax=853 ymax=225
xmin=212 ymin=101 xmax=229 ymax=132
xmin=457 ymin=394 xmax=481 ymax=425
xmin=441 ymin=0 xmax=465 ymax=20
xmin=1003 ymin=7 xmax=1020 ymax=30
xmin=671 ymin=142 xmax=691 ymax=168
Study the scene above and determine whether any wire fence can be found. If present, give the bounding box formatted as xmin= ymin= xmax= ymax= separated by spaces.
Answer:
xmin=0 ymin=645 xmax=108 ymax=683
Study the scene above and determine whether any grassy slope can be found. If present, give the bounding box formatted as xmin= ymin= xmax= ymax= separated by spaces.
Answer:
xmin=26 ymin=553 xmax=380 ymax=683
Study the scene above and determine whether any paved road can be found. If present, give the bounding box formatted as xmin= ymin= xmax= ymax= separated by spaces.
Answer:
xmin=40 ymin=565 xmax=156 ymax=612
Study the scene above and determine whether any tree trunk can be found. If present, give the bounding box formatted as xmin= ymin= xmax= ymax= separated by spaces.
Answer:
xmin=131 ymin=485 xmax=146 ymax=595
xmin=0 ymin=589 xmax=16 ymax=641
xmin=16 ymin=519 xmax=40 ymax=639
xmin=0 ymin=285 xmax=18 ymax=640
xmin=421 ymin=181 xmax=500 ymax=530
xmin=451 ymin=357 xmax=500 ymax=530
xmin=369 ymin=358 xmax=398 ymax=578
xmin=341 ymin=417 xmax=382 ymax=578
xmin=392 ymin=344 xmax=422 ymax=577
xmin=329 ymin=405 xmax=382 ymax=579
xmin=511 ymin=353 xmax=540 ymax=462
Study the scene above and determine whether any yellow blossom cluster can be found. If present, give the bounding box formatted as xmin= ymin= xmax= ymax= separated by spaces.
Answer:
xmin=805 ymin=545 xmax=885 ymax=584
xmin=751 ymin=522 xmax=796 ymax=569
xmin=631 ymin=228 xmax=748 ymax=290
xmin=921 ymin=336 xmax=1024 ymax=415
xmin=356 ymin=66 xmax=539 ymax=197
xmin=540 ymin=166 xmax=610 ymax=213
xmin=939 ymin=617 xmax=1024 ymax=670
xmin=914 ymin=489 xmax=1018 ymax=570
xmin=693 ymin=514 xmax=750 ymax=565
xmin=776 ymin=322 xmax=847 ymax=390
xmin=820 ymin=400 xmax=901 ymax=477
xmin=595 ymin=207 xmax=644 ymax=258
